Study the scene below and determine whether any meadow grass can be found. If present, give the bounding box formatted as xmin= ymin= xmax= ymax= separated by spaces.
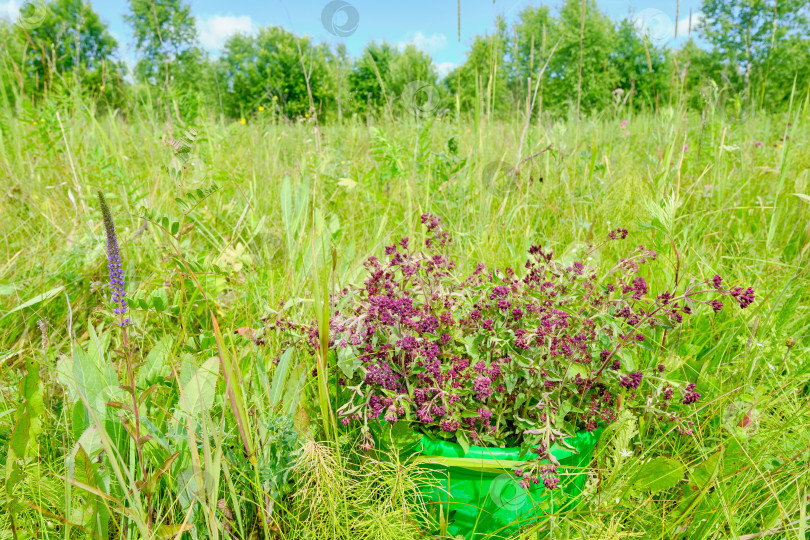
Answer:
xmin=0 ymin=100 xmax=809 ymax=539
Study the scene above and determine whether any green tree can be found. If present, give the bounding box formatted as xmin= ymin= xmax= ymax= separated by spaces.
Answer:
xmin=759 ymin=35 xmax=810 ymax=108
xmin=670 ymin=39 xmax=725 ymax=111
xmin=220 ymin=26 xmax=333 ymax=120
xmin=0 ymin=19 xmax=23 ymax=108
xmin=510 ymin=5 xmax=558 ymax=113
xmin=124 ymin=0 xmax=204 ymax=91
xmin=390 ymin=45 xmax=440 ymax=116
xmin=611 ymin=18 xmax=669 ymax=111
xmin=547 ymin=0 xmax=617 ymax=115
xmin=698 ymin=0 xmax=810 ymax=107
xmin=390 ymin=45 xmax=436 ymax=91
xmin=444 ymin=17 xmax=512 ymax=118
xmin=14 ymin=0 xmax=121 ymax=103
xmin=348 ymin=41 xmax=397 ymax=117
xmin=328 ymin=43 xmax=352 ymax=121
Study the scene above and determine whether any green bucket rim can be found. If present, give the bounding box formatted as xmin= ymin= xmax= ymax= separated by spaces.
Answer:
xmin=409 ymin=427 xmax=603 ymax=473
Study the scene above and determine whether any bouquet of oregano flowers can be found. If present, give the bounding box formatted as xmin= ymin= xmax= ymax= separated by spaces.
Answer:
xmin=272 ymin=214 xmax=754 ymax=489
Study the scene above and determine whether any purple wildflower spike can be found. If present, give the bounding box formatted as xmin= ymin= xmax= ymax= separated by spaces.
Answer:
xmin=98 ymin=191 xmax=129 ymax=326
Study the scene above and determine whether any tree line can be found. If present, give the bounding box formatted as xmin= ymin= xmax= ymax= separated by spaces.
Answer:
xmin=1 ymin=0 xmax=809 ymax=122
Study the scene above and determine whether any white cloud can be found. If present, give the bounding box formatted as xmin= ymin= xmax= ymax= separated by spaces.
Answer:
xmin=436 ymin=61 xmax=456 ymax=78
xmin=397 ymin=31 xmax=448 ymax=54
xmin=198 ymin=14 xmax=254 ymax=51
xmin=676 ymin=11 xmax=703 ymax=38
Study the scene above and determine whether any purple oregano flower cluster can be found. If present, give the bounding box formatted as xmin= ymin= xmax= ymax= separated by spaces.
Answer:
xmin=272 ymin=214 xmax=754 ymax=490
xmin=98 ymin=191 xmax=129 ymax=326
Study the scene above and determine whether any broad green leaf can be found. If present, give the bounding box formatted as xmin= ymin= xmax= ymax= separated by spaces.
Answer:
xmin=71 ymin=444 xmax=111 ymax=538
xmin=463 ymin=335 xmax=480 ymax=358
xmin=137 ymin=452 xmax=180 ymax=495
xmin=563 ymin=362 xmax=589 ymax=381
xmin=503 ymin=372 xmax=518 ymax=393
xmin=337 ymin=346 xmax=362 ymax=379
xmin=0 ymin=283 xmax=17 ymax=296
xmin=723 ymin=438 xmax=749 ymax=476
xmin=137 ymin=336 xmax=174 ymax=386
xmin=156 ymin=524 xmax=193 ymax=538
xmin=268 ymin=348 xmax=294 ymax=407
xmin=337 ymin=177 xmax=357 ymax=190
xmin=176 ymin=467 xmax=198 ymax=511
xmin=555 ymin=401 xmax=575 ymax=426
xmin=456 ymin=430 xmax=471 ymax=454
xmin=74 ymin=425 xmax=104 ymax=459
xmin=72 ymin=445 xmax=100 ymax=489
xmin=139 ymin=416 xmax=171 ymax=451
xmin=71 ymin=400 xmax=88 ymax=439
xmin=617 ymin=350 xmax=636 ymax=372
xmin=211 ymin=312 xmax=254 ymax=459
xmin=282 ymin=365 xmax=307 ymax=416
xmin=600 ymin=409 xmax=638 ymax=467
xmin=179 ymin=356 xmax=219 ymax=418
xmin=3 ymin=285 xmax=64 ymax=317
xmin=86 ymin=324 xmax=110 ymax=368
xmin=9 ymin=360 xmax=45 ymax=457
xmin=677 ymin=447 xmax=726 ymax=521
xmin=632 ymin=457 xmax=684 ymax=493
xmin=377 ymin=420 xmax=418 ymax=452
xmin=793 ymin=193 xmax=810 ymax=204
xmin=691 ymin=448 xmax=724 ymax=488
xmin=5 ymin=360 xmax=45 ymax=513
xmin=178 ymin=353 xmax=196 ymax=388
xmin=9 ymin=411 xmax=32 ymax=460
xmin=152 ymin=288 xmax=168 ymax=312
xmin=60 ymin=345 xmax=119 ymax=422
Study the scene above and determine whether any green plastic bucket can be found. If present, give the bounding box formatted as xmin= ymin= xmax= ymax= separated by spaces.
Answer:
xmin=411 ymin=428 xmax=603 ymax=539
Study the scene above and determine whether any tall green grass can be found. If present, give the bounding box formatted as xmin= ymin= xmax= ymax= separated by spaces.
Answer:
xmin=0 ymin=100 xmax=808 ymax=538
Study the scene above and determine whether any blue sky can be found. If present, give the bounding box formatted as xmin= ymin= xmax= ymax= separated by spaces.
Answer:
xmin=2 ymin=0 xmax=704 ymax=75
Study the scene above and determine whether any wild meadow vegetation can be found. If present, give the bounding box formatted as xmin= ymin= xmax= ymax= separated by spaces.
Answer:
xmin=2 ymin=97 xmax=809 ymax=538
xmin=2 ymin=0 xmax=810 ymax=538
